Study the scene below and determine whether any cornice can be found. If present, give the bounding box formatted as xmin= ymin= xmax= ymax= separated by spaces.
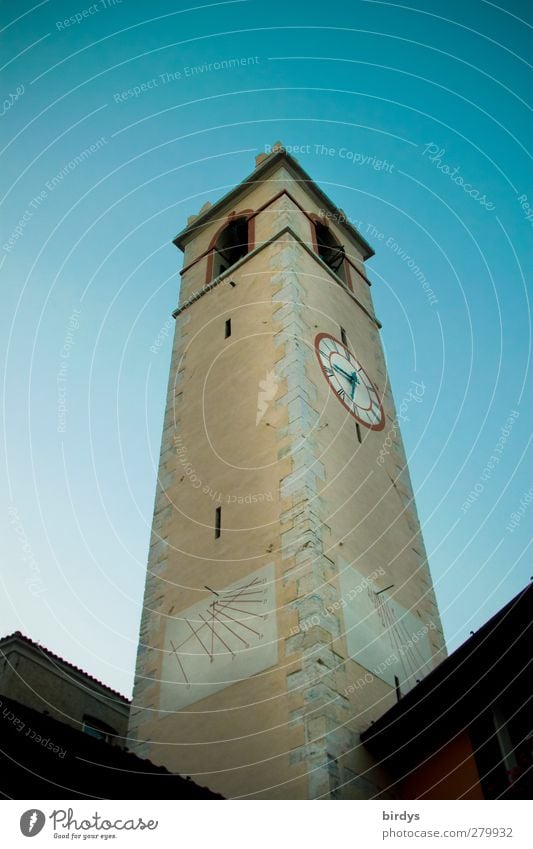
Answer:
xmin=172 ymin=225 xmax=381 ymax=329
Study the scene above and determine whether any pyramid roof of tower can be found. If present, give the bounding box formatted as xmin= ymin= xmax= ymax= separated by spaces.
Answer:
xmin=173 ymin=145 xmax=374 ymax=260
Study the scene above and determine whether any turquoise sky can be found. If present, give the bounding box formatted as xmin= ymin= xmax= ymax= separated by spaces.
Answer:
xmin=1 ymin=0 xmax=531 ymax=696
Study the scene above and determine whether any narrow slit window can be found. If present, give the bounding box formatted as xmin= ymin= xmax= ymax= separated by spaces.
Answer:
xmin=340 ymin=327 xmax=348 ymax=347
xmin=214 ymin=506 xmax=221 ymax=539
xmin=225 ymin=318 xmax=231 ymax=338
xmin=394 ymin=675 xmax=401 ymax=702
xmin=356 ymin=422 xmax=362 ymax=443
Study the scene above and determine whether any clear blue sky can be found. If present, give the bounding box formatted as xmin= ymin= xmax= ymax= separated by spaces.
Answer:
xmin=1 ymin=0 xmax=531 ymax=697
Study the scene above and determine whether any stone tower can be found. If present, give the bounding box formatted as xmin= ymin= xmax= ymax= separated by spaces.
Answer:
xmin=128 ymin=143 xmax=446 ymax=799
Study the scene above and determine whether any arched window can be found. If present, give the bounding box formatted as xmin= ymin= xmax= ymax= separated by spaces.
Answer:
xmin=211 ymin=217 xmax=249 ymax=279
xmin=314 ymin=221 xmax=348 ymax=285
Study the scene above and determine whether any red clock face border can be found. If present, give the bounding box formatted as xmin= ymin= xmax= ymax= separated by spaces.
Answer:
xmin=314 ymin=332 xmax=385 ymax=430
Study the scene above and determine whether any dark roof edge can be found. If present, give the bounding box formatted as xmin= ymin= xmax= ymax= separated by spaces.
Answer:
xmin=172 ymin=149 xmax=375 ymax=260
xmin=0 ymin=692 xmax=224 ymax=797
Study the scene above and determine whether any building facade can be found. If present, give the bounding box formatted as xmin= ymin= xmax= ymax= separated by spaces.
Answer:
xmin=0 ymin=631 xmax=129 ymax=743
xmin=128 ymin=143 xmax=446 ymax=799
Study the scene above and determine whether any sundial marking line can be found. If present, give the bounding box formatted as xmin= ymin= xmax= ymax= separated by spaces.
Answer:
xmin=396 ymin=627 xmax=420 ymax=680
xmin=224 ymin=576 xmax=262 ymax=592
xmin=171 ymin=635 xmax=190 ymax=652
xmin=369 ymin=587 xmax=388 ymax=630
xmin=217 ymin=593 xmax=266 ymax=606
xmin=217 ymin=603 xmax=267 ymax=620
xmin=376 ymin=595 xmax=424 ymax=682
xmin=373 ymin=590 xmax=406 ymax=671
xmin=211 ymin=609 xmax=251 ymax=648
xmin=225 ymin=576 xmax=263 ymax=593
xmin=377 ymin=595 xmax=410 ymax=668
xmin=394 ymin=612 xmax=429 ymax=670
xmin=169 ymin=639 xmax=190 ymax=688
xmin=217 ymin=582 xmax=263 ymax=605
xmin=217 ymin=598 xmax=264 ymax=604
xmin=217 ymin=586 xmax=266 ymax=603
xmin=394 ymin=611 xmax=428 ymax=665
xmin=171 ymin=627 xmax=209 ymax=653
xmin=213 ymin=605 xmax=264 ymax=638
xmin=210 ymin=603 xmax=215 ymax=659
xmin=198 ymin=612 xmax=234 ymax=659
xmin=378 ymin=595 xmax=406 ymax=661
xmin=220 ymin=589 xmax=264 ymax=598
xmin=185 ymin=618 xmax=212 ymax=658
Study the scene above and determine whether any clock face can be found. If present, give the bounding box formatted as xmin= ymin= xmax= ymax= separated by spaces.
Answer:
xmin=315 ymin=332 xmax=385 ymax=430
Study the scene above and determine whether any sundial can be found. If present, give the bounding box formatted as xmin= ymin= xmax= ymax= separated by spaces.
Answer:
xmin=160 ymin=564 xmax=277 ymax=711
xmin=339 ymin=563 xmax=434 ymax=692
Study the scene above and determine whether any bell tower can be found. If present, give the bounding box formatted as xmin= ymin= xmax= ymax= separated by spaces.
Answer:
xmin=128 ymin=143 xmax=446 ymax=799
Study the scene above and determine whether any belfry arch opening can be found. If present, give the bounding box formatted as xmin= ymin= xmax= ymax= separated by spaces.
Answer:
xmin=314 ymin=220 xmax=348 ymax=285
xmin=211 ymin=216 xmax=249 ymax=279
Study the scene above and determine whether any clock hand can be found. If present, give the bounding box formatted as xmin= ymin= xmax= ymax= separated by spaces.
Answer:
xmin=333 ymin=363 xmax=357 ymax=382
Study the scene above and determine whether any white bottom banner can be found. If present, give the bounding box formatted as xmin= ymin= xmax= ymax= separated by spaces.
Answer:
xmin=1 ymin=800 xmax=530 ymax=848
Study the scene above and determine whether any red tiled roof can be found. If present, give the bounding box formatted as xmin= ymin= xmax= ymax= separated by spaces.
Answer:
xmin=0 ymin=631 xmax=131 ymax=703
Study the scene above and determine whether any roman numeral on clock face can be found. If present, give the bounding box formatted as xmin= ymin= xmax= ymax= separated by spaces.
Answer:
xmin=322 ymin=339 xmax=341 ymax=356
